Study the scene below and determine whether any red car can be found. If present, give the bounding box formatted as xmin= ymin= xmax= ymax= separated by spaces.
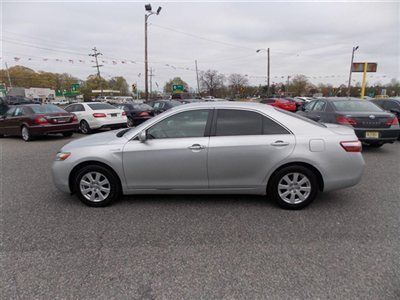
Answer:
xmin=260 ymin=98 xmax=297 ymax=112
xmin=0 ymin=104 xmax=79 ymax=141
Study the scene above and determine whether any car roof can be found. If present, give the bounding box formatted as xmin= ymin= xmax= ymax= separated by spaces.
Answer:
xmin=322 ymin=97 xmax=362 ymax=101
xmin=169 ymin=101 xmax=275 ymax=111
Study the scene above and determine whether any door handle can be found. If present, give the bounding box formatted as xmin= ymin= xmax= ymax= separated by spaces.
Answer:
xmin=188 ymin=144 xmax=205 ymax=150
xmin=271 ymin=140 xmax=289 ymax=146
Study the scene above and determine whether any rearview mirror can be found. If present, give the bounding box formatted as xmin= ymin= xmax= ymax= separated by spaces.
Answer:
xmin=138 ymin=130 xmax=147 ymax=142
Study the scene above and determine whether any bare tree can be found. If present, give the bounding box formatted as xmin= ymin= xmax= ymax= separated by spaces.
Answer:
xmin=288 ymin=74 xmax=309 ymax=96
xmin=200 ymin=69 xmax=225 ymax=96
xmin=228 ymin=73 xmax=249 ymax=95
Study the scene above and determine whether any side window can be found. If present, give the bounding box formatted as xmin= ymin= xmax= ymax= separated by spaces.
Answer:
xmin=263 ymin=117 xmax=290 ymax=135
xmin=65 ymin=105 xmax=75 ymax=112
xmin=304 ymin=101 xmax=316 ymax=111
xmin=14 ymin=107 xmax=24 ymax=116
xmin=5 ymin=107 xmax=16 ymax=117
xmin=385 ymin=101 xmax=400 ymax=110
xmin=147 ymin=109 xmax=210 ymax=139
xmin=75 ymin=104 xmax=85 ymax=112
xmin=153 ymin=102 xmax=160 ymax=109
xmin=312 ymin=101 xmax=326 ymax=112
xmin=215 ymin=109 xmax=262 ymax=136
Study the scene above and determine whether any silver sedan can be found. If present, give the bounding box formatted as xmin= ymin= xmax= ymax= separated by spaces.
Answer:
xmin=52 ymin=102 xmax=365 ymax=209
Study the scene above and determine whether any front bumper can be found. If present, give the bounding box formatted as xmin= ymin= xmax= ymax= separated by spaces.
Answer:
xmin=29 ymin=123 xmax=79 ymax=135
xmin=354 ymin=128 xmax=400 ymax=144
xmin=52 ymin=161 xmax=73 ymax=193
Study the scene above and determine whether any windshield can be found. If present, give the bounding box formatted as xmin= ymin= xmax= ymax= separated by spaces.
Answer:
xmin=87 ymin=103 xmax=117 ymax=110
xmin=30 ymin=105 xmax=65 ymax=114
xmin=332 ymin=100 xmax=383 ymax=112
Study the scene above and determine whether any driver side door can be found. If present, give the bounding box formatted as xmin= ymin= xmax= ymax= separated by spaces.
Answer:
xmin=122 ymin=109 xmax=212 ymax=190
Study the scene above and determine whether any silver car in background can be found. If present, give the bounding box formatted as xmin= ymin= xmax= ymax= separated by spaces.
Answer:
xmin=52 ymin=102 xmax=365 ymax=209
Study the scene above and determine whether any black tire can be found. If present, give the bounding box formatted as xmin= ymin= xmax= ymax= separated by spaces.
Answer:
xmin=74 ymin=165 xmax=121 ymax=207
xmin=62 ymin=131 xmax=73 ymax=137
xmin=127 ymin=117 xmax=134 ymax=128
xmin=21 ymin=125 xmax=33 ymax=142
xmin=268 ymin=165 xmax=318 ymax=209
xmin=80 ymin=120 xmax=92 ymax=134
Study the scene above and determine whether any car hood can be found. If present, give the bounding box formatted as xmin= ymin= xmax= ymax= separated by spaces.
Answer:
xmin=62 ymin=130 xmax=127 ymax=150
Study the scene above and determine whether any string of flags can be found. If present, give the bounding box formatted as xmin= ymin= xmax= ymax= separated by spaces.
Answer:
xmin=1 ymin=55 xmax=389 ymax=81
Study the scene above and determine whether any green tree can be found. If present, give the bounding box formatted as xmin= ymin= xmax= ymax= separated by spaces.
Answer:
xmin=80 ymin=75 xmax=109 ymax=100
xmin=163 ymin=77 xmax=189 ymax=93
xmin=108 ymin=76 xmax=129 ymax=95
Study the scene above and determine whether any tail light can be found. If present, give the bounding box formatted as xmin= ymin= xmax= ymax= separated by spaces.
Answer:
xmin=35 ymin=115 xmax=48 ymax=125
xmin=340 ymin=141 xmax=362 ymax=152
xmin=139 ymin=112 xmax=149 ymax=117
xmin=93 ymin=113 xmax=106 ymax=118
xmin=121 ymin=111 xmax=126 ymax=116
xmin=336 ymin=115 xmax=357 ymax=126
xmin=71 ymin=114 xmax=78 ymax=123
xmin=385 ymin=117 xmax=399 ymax=126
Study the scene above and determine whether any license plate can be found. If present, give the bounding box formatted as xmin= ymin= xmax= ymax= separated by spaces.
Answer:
xmin=365 ymin=131 xmax=379 ymax=138
xmin=110 ymin=113 xmax=117 ymax=117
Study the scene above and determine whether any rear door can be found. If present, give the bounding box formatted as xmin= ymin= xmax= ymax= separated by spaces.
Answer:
xmin=0 ymin=107 xmax=16 ymax=135
xmin=207 ymin=109 xmax=295 ymax=188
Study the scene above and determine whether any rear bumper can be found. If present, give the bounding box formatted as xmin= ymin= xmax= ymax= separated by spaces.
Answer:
xmin=98 ymin=122 xmax=127 ymax=130
xmin=29 ymin=123 xmax=79 ymax=135
xmin=354 ymin=128 xmax=400 ymax=144
xmin=89 ymin=117 xmax=127 ymax=129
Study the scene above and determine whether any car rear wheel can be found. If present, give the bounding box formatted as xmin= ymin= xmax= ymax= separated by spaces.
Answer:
xmin=62 ymin=132 xmax=73 ymax=137
xmin=74 ymin=165 xmax=121 ymax=207
xmin=21 ymin=126 xmax=33 ymax=142
xmin=79 ymin=120 xmax=91 ymax=134
xmin=268 ymin=165 xmax=318 ymax=209
xmin=127 ymin=117 xmax=134 ymax=128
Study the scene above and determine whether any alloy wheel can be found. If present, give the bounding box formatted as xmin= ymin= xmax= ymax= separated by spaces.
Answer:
xmin=21 ymin=127 xmax=30 ymax=141
xmin=278 ymin=172 xmax=311 ymax=204
xmin=79 ymin=172 xmax=111 ymax=202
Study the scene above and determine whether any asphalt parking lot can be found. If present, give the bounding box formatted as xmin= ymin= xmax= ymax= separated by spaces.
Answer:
xmin=1 ymin=134 xmax=399 ymax=299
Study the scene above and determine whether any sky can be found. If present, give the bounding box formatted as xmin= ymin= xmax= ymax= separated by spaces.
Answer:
xmin=1 ymin=0 xmax=399 ymax=92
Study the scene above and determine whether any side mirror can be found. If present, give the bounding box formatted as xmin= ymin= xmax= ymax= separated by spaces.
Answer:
xmin=138 ymin=130 xmax=147 ymax=142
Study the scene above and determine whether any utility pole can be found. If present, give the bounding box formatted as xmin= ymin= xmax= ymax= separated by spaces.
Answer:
xmin=195 ymin=60 xmax=200 ymax=95
xmin=144 ymin=4 xmax=162 ymax=102
xmin=5 ymin=62 xmax=12 ymax=88
xmin=267 ymin=48 xmax=270 ymax=96
xmin=89 ymin=47 xmax=104 ymax=97
xmin=286 ymin=76 xmax=290 ymax=94
xmin=347 ymin=46 xmax=359 ymax=97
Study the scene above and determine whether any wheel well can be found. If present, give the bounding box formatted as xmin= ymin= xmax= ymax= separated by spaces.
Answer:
xmin=68 ymin=161 xmax=122 ymax=194
xmin=267 ymin=162 xmax=324 ymax=192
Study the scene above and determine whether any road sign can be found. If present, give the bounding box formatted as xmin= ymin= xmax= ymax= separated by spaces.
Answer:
xmin=352 ymin=62 xmax=377 ymax=72
xmin=71 ymin=83 xmax=79 ymax=91
xmin=172 ymin=84 xmax=184 ymax=93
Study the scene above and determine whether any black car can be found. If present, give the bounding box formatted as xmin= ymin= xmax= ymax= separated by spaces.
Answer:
xmin=298 ymin=97 xmax=400 ymax=147
xmin=115 ymin=103 xmax=154 ymax=127
xmin=0 ymin=97 xmax=9 ymax=115
xmin=5 ymin=96 xmax=40 ymax=105
xmin=147 ymin=100 xmax=182 ymax=115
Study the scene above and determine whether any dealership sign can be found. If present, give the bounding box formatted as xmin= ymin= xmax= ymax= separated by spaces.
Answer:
xmin=351 ymin=62 xmax=377 ymax=72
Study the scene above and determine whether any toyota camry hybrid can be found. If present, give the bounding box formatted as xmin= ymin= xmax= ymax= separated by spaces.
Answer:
xmin=52 ymin=102 xmax=365 ymax=209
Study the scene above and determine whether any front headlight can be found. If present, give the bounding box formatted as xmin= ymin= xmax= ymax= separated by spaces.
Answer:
xmin=55 ymin=152 xmax=71 ymax=161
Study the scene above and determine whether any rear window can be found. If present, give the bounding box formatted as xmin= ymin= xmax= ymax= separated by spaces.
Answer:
xmin=332 ymin=100 xmax=383 ymax=112
xmin=30 ymin=105 xmax=65 ymax=114
xmin=170 ymin=100 xmax=183 ymax=107
xmin=133 ymin=103 xmax=152 ymax=110
xmin=87 ymin=103 xmax=117 ymax=110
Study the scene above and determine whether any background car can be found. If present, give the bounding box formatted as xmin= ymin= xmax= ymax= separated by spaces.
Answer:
xmin=298 ymin=97 xmax=400 ymax=147
xmin=260 ymin=98 xmax=297 ymax=111
xmin=115 ymin=103 xmax=154 ymax=127
xmin=53 ymin=102 xmax=365 ymax=209
xmin=283 ymin=97 xmax=305 ymax=111
xmin=147 ymin=99 xmax=182 ymax=114
xmin=0 ymin=104 xmax=79 ymax=141
xmin=64 ymin=102 xmax=127 ymax=134
xmin=5 ymin=96 xmax=40 ymax=105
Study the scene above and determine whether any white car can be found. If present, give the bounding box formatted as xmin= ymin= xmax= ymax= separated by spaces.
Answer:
xmin=64 ymin=102 xmax=127 ymax=134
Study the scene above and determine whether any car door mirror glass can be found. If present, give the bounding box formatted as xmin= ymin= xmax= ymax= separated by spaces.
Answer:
xmin=138 ymin=130 xmax=147 ymax=142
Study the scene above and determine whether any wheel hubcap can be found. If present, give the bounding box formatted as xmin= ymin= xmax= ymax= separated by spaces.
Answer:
xmin=278 ymin=172 xmax=311 ymax=204
xmin=22 ymin=127 xmax=29 ymax=140
xmin=80 ymin=172 xmax=110 ymax=202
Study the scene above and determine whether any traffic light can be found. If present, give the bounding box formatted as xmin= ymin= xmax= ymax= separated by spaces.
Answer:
xmin=132 ymin=83 xmax=137 ymax=93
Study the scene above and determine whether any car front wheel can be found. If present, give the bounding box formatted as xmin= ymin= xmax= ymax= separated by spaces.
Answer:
xmin=74 ymin=165 xmax=121 ymax=207
xmin=268 ymin=165 xmax=318 ymax=209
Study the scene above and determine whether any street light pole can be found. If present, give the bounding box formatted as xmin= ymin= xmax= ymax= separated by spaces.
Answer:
xmin=256 ymin=48 xmax=270 ymax=96
xmin=347 ymin=46 xmax=359 ymax=97
xmin=144 ymin=4 xmax=162 ymax=102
